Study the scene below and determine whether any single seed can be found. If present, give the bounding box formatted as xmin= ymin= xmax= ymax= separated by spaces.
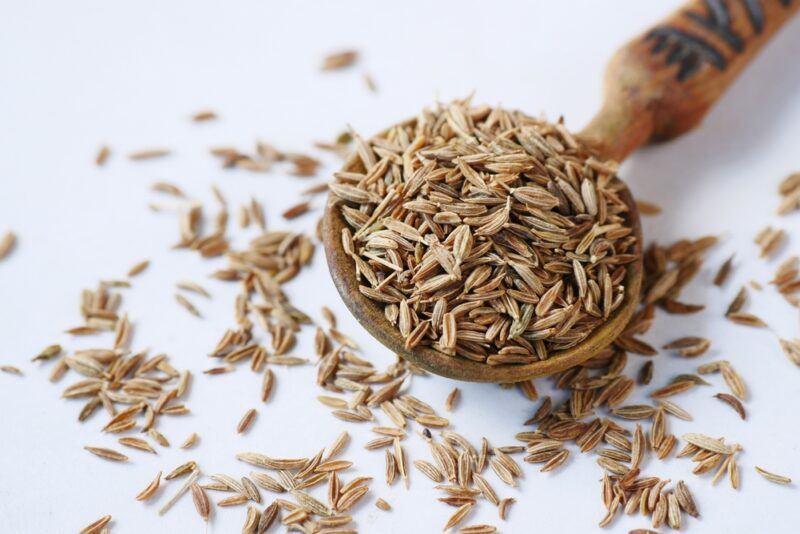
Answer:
xmin=136 ymin=471 xmax=162 ymax=501
xmin=238 ymin=408 xmax=258 ymax=434
xmin=190 ymin=483 xmax=211 ymax=522
xmin=755 ymin=466 xmax=792 ymax=485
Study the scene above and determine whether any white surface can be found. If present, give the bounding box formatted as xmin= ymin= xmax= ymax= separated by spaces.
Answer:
xmin=1 ymin=1 xmax=800 ymax=532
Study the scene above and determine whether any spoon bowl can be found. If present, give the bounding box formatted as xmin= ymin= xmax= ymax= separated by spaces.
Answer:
xmin=322 ymin=149 xmax=643 ymax=382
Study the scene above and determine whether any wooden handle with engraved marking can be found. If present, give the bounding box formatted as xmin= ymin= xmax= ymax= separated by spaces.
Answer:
xmin=580 ymin=0 xmax=799 ymax=161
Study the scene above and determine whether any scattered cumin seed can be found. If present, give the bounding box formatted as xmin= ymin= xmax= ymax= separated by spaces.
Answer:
xmin=0 ymin=365 xmax=22 ymax=375
xmin=755 ymin=466 xmax=792 ymax=485
xmin=151 ymin=181 xmax=185 ymax=197
xmin=129 ymin=148 xmax=171 ymax=160
xmin=650 ymin=380 xmax=695 ymax=398
xmin=636 ymin=200 xmax=662 ymax=215
xmin=445 ymin=387 xmax=460 ymax=411
xmin=458 ymin=526 xmax=497 ymax=534
xmin=282 ymin=201 xmax=311 ymax=220
xmin=726 ymin=287 xmax=748 ymax=315
xmin=80 ymin=515 xmax=111 ymax=534
xmin=159 ymin=469 xmax=200 ymax=515
xmin=166 ymin=460 xmax=198 ymax=480
xmin=0 ymin=231 xmax=16 ymax=261
xmin=32 ymin=344 xmax=61 ymax=362
xmin=175 ymin=293 xmax=202 ymax=317
xmin=192 ymin=110 xmax=218 ymax=122
xmin=498 ymin=497 xmax=515 ymax=520
xmin=375 ymin=498 xmax=391 ymax=511
xmin=191 ymin=483 xmax=211 ymax=522
xmin=720 ymin=361 xmax=747 ymax=400
xmin=755 ymin=226 xmax=785 ymax=258
xmin=363 ymin=72 xmax=377 ymax=93
xmin=237 ymin=408 xmax=258 ymax=434
xmin=726 ymin=311 xmax=767 ymax=327
xmin=321 ymin=50 xmax=358 ymax=70
xmin=176 ymin=280 xmax=210 ymax=298
xmin=779 ymin=338 xmax=800 ymax=366
xmin=94 ymin=145 xmax=110 ymax=166
xmin=118 ymin=436 xmax=157 ymax=454
xmin=84 ymin=446 xmax=128 ymax=462
xmin=714 ymin=393 xmax=746 ymax=419
xmin=713 ymin=254 xmax=734 ymax=286
xmin=444 ymin=503 xmax=474 ymax=531
xmin=148 ymin=428 xmax=170 ymax=447
xmin=127 ymin=259 xmax=149 ymax=277
xmin=662 ymin=336 xmax=710 ymax=357
xmin=638 ymin=361 xmax=653 ymax=385
xmin=136 ymin=470 xmax=162 ymax=501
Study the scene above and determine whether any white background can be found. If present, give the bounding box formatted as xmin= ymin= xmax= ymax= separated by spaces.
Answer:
xmin=2 ymin=1 xmax=800 ymax=532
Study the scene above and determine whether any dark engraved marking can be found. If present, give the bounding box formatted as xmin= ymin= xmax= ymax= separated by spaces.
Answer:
xmin=645 ymin=27 xmax=727 ymax=81
xmin=686 ymin=0 xmax=744 ymax=52
xmin=741 ymin=0 xmax=766 ymax=33
xmin=646 ymin=0 xmax=794 ymax=81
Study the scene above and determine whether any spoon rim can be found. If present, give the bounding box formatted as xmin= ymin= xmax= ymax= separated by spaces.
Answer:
xmin=322 ymin=150 xmax=643 ymax=383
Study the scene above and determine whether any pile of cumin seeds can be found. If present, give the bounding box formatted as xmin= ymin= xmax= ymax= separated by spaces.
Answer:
xmin=331 ymin=99 xmax=638 ymax=365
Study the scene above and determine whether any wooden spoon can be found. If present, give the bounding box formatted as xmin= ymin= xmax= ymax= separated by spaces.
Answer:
xmin=323 ymin=0 xmax=798 ymax=382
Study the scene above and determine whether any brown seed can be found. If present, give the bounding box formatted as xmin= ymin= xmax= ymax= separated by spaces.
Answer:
xmin=84 ymin=446 xmax=128 ymax=462
xmin=94 ymin=146 xmax=110 ymax=166
xmin=80 ymin=515 xmax=111 ymax=534
xmin=675 ymin=480 xmax=699 ymax=517
xmin=650 ymin=380 xmax=695 ymax=398
xmin=180 ymin=433 xmax=199 ymax=449
xmin=151 ymin=181 xmax=185 ymax=197
xmin=726 ymin=311 xmax=767 ymax=328
xmin=458 ymin=526 xmax=497 ymax=534
xmin=175 ymin=293 xmax=201 ymax=317
xmin=190 ymin=483 xmax=211 ymax=522
xmin=0 ymin=365 xmax=22 ymax=375
xmin=261 ymin=369 xmax=275 ymax=402
xmin=128 ymin=148 xmax=171 ymax=160
xmin=218 ymin=494 xmax=249 ymax=507
xmin=443 ymin=503 xmax=474 ymax=531
xmin=176 ymin=280 xmax=210 ymax=298
xmin=282 ymin=201 xmax=311 ymax=220
xmin=259 ymin=502 xmax=280 ymax=532
xmin=755 ymin=466 xmax=792 ymax=485
xmin=445 ymin=388 xmax=461 ymax=412
xmin=321 ymin=50 xmax=358 ymax=70
xmin=713 ymin=254 xmax=735 ymax=286
xmin=662 ymin=336 xmax=710 ymax=357
xmin=779 ymin=338 xmax=800 ymax=366
xmin=192 ymin=110 xmax=217 ymax=122
xmin=638 ymin=361 xmax=654 ymax=385
xmin=118 ymin=436 xmax=157 ymax=454
xmin=166 ymin=460 xmax=198 ymax=480
xmin=237 ymin=408 xmax=258 ymax=434
xmin=136 ymin=471 xmax=162 ymax=501
xmin=714 ymin=393 xmax=746 ymax=419
xmin=498 ymin=497 xmax=515 ymax=520
xmin=375 ymin=498 xmax=391 ymax=511
xmin=726 ymin=287 xmax=748 ymax=315
xmin=636 ymin=200 xmax=662 ymax=215
xmin=0 ymin=231 xmax=16 ymax=261
xmin=720 ymin=362 xmax=747 ymax=400
xmin=149 ymin=428 xmax=170 ymax=447
xmin=682 ymin=433 xmax=735 ymax=455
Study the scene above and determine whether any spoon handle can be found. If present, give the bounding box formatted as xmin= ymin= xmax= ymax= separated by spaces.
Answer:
xmin=580 ymin=0 xmax=799 ymax=161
